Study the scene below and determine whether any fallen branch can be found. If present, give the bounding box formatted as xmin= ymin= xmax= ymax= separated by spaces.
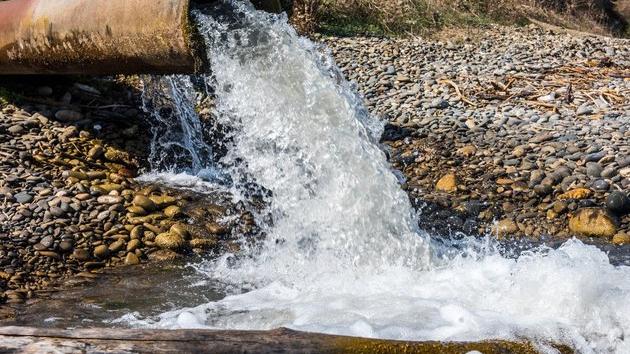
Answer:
xmin=439 ymin=79 xmax=477 ymax=107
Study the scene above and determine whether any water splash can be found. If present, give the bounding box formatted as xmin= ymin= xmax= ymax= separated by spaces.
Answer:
xmin=193 ymin=1 xmax=429 ymax=285
xmin=129 ymin=1 xmax=630 ymax=353
xmin=141 ymin=75 xmax=219 ymax=180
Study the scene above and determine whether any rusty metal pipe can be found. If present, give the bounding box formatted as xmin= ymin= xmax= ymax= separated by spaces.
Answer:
xmin=0 ymin=0 xmax=199 ymax=75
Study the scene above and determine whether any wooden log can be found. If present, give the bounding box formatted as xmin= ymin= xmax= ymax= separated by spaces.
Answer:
xmin=0 ymin=326 xmax=573 ymax=354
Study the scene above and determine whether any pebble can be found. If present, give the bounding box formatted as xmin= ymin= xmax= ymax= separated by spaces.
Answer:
xmin=132 ymin=195 xmax=157 ymax=212
xmin=93 ymin=245 xmax=110 ymax=259
xmin=607 ymin=192 xmax=630 ymax=215
xmin=14 ymin=192 xmax=33 ymax=204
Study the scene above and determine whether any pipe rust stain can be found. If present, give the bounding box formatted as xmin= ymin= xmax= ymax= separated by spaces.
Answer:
xmin=0 ymin=0 xmax=196 ymax=75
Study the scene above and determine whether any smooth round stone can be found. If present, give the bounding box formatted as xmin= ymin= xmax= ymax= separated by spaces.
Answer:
xmin=59 ymin=240 xmax=74 ymax=252
xmin=93 ymin=245 xmax=110 ymax=259
xmin=592 ymin=180 xmax=610 ymax=191
xmin=607 ymin=191 xmax=630 ymax=215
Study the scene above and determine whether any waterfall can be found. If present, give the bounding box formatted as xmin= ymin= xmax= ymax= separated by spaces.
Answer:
xmin=126 ymin=1 xmax=630 ymax=353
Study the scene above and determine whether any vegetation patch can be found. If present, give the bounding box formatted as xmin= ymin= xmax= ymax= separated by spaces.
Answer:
xmin=289 ymin=0 xmax=628 ymax=36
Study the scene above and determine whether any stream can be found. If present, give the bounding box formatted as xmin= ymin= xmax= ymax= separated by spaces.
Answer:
xmin=8 ymin=1 xmax=630 ymax=353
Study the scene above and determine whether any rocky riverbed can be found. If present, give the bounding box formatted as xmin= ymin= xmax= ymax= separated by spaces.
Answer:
xmin=0 ymin=78 xmax=251 ymax=307
xmin=0 ymin=24 xmax=629 ymax=312
xmin=325 ymin=25 xmax=630 ymax=243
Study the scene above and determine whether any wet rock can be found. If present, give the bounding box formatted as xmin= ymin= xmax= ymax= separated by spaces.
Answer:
xmin=612 ymin=232 xmax=630 ymax=245
xmin=132 ymin=195 xmax=157 ymax=212
xmin=492 ymin=219 xmax=519 ymax=237
xmin=104 ymin=147 xmax=131 ymax=164
xmin=190 ymin=238 xmax=218 ymax=250
xmin=534 ymin=184 xmax=553 ymax=196
xmin=59 ymin=240 xmax=74 ymax=253
xmin=148 ymin=250 xmax=182 ymax=262
xmin=74 ymin=83 xmax=101 ymax=96
xmin=164 ymin=205 xmax=182 ymax=219
xmin=568 ymin=208 xmax=617 ymax=238
xmin=39 ymin=251 xmax=60 ymax=259
xmin=126 ymin=239 xmax=141 ymax=252
xmin=170 ymin=223 xmax=190 ymax=239
xmin=108 ymin=239 xmax=126 ymax=253
xmin=130 ymin=225 xmax=144 ymax=239
xmin=125 ymin=252 xmax=140 ymax=265
xmin=149 ymin=195 xmax=177 ymax=208
xmin=40 ymin=236 xmax=54 ymax=249
xmin=93 ymin=245 xmax=110 ymax=259
xmin=206 ymin=222 xmax=228 ymax=235
xmin=97 ymin=184 xmax=122 ymax=193
xmin=592 ymin=180 xmax=609 ymax=191
xmin=127 ymin=206 xmax=147 ymax=215
xmin=155 ymin=232 xmax=184 ymax=251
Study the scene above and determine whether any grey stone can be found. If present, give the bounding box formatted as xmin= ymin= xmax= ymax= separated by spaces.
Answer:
xmin=14 ymin=192 xmax=33 ymax=204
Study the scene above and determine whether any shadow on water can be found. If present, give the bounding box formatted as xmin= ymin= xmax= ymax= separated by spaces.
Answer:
xmin=0 ymin=262 xmax=226 ymax=328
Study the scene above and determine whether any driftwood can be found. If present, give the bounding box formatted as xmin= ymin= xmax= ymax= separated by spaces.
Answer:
xmin=0 ymin=326 xmax=573 ymax=354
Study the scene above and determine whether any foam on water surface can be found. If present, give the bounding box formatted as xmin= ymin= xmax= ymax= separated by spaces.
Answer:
xmin=128 ymin=1 xmax=630 ymax=353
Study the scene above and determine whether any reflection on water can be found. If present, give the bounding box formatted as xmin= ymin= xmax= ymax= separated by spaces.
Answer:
xmin=1 ymin=261 xmax=225 ymax=329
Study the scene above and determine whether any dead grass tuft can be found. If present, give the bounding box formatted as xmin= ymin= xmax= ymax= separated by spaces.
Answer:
xmin=289 ymin=0 xmax=628 ymax=37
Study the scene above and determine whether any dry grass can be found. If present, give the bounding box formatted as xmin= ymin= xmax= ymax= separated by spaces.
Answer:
xmin=290 ymin=0 xmax=627 ymax=36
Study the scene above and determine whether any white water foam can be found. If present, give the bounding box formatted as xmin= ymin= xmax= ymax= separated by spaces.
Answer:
xmin=126 ymin=1 xmax=630 ymax=353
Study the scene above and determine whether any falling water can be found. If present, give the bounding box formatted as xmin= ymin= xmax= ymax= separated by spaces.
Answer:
xmin=126 ymin=1 xmax=630 ymax=353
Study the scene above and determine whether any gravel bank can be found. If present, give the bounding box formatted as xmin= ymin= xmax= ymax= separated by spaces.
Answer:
xmin=0 ymin=79 xmax=246 ymax=306
xmin=325 ymin=25 xmax=630 ymax=241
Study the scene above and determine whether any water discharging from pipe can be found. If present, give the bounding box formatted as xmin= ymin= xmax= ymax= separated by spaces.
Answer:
xmin=127 ymin=1 xmax=630 ymax=353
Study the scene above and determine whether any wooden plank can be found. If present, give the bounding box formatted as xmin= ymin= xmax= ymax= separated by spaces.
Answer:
xmin=0 ymin=326 xmax=573 ymax=354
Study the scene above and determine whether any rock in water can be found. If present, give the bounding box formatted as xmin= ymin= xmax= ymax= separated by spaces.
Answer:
xmin=492 ymin=218 xmax=519 ymax=237
xmin=125 ymin=252 xmax=140 ymax=265
xmin=132 ymin=195 xmax=157 ymax=212
xmin=569 ymin=208 xmax=617 ymax=238
xmin=155 ymin=232 xmax=184 ymax=251
xmin=612 ymin=232 xmax=630 ymax=245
